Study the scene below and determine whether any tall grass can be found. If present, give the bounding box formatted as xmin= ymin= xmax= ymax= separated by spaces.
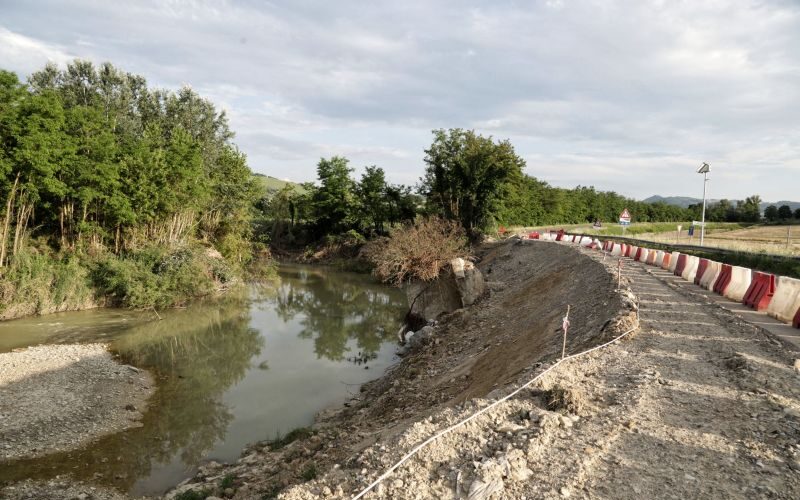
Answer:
xmin=91 ymin=245 xmax=237 ymax=309
xmin=0 ymin=249 xmax=95 ymax=319
xmin=0 ymin=244 xmax=242 ymax=319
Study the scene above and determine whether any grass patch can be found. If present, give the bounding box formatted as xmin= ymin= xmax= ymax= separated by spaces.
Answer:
xmin=173 ymin=489 xmax=211 ymax=500
xmin=220 ymin=473 xmax=236 ymax=490
xmin=267 ymin=427 xmax=313 ymax=451
xmin=301 ymin=463 xmax=318 ymax=481
xmin=260 ymin=483 xmax=283 ymax=499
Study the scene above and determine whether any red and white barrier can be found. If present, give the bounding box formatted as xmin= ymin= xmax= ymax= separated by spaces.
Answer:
xmin=646 ymin=250 xmax=658 ymax=266
xmin=723 ymin=267 xmax=752 ymax=302
xmin=654 ymin=251 xmax=665 ymax=267
xmin=611 ymin=243 xmax=622 ymax=256
xmin=699 ymin=261 xmax=722 ymax=291
xmin=661 ymin=252 xmax=672 ymax=270
xmin=668 ymin=252 xmax=680 ymax=273
xmin=681 ymin=255 xmax=700 ymax=282
xmin=766 ymin=277 xmax=800 ymax=323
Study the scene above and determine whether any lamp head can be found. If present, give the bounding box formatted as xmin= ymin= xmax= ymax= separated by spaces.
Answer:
xmin=697 ymin=162 xmax=710 ymax=174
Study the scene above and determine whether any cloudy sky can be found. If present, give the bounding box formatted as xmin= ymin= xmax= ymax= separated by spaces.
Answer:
xmin=2 ymin=0 xmax=799 ymax=201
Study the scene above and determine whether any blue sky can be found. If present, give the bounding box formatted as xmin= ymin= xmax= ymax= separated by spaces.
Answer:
xmin=2 ymin=0 xmax=799 ymax=201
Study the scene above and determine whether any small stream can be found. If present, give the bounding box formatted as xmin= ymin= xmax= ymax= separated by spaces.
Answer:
xmin=0 ymin=264 xmax=407 ymax=496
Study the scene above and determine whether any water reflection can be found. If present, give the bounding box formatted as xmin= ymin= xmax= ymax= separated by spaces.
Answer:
xmin=0 ymin=265 xmax=407 ymax=495
xmin=1 ymin=298 xmax=262 ymax=492
xmin=273 ymin=265 xmax=406 ymax=362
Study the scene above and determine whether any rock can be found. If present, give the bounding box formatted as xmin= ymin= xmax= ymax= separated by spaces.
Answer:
xmin=468 ymin=478 xmax=504 ymax=500
xmin=560 ymin=486 xmax=572 ymax=497
xmin=405 ymin=261 xmax=485 ymax=322
xmin=794 ymin=359 xmax=800 ymax=373
xmin=497 ymin=423 xmax=525 ymax=434
xmin=392 ymin=479 xmax=404 ymax=488
xmin=322 ymin=486 xmax=332 ymax=496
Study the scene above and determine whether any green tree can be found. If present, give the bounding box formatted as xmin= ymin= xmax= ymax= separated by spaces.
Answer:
xmin=357 ymin=166 xmax=388 ymax=234
xmin=421 ymin=128 xmax=525 ymax=234
xmin=778 ymin=205 xmax=793 ymax=220
xmin=795 ymin=208 xmax=800 ymax=220
xmin=739 ymin=195 xmax=763 ymax=222
xmin=310 ymin=156 xmax=358 ymax=234
xmin=764 ymin=205 xmax=779 ymax=222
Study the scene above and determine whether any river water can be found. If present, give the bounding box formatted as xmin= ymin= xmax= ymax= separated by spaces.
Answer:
xmin=0 ymin=264 xmax=407 ymax=495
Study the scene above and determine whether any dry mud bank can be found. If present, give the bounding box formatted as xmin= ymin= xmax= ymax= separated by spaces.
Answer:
xmin=169 ymin=239 xmax=633 ymax=499
xmin=0 ymin=344 xmax=154 ymax=463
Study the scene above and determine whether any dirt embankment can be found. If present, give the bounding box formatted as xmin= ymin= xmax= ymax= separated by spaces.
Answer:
xmin=0 ymin=344 xmax=154 ymax=462
xmin=168 ymin=239 xmax=630 ymax=499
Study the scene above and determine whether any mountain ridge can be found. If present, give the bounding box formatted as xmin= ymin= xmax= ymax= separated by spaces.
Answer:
xmin=644 ymin=195 xmax=800 ymax=211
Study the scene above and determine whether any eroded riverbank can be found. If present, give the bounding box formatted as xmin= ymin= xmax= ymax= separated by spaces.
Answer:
xmin=167 ymin=239 xmax=632 ymax=499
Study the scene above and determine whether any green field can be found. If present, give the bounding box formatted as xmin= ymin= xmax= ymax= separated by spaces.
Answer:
xmin=253 ymin=174 xmax=307 ymax=197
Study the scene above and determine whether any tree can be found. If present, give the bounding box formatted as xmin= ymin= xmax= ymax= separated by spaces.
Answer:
xmin=739 ymin=195 xmax=762 ymax=222
xmin=357 ymin=166 xmax=388 ymax=234
xmin=778 ymin=205 xmax=793 ymax=220
xmin=420 ymin=128 xmax=525 ymax=234
xmin=795 ymin=208 xmax=800 ymax=220
xmin=310 ymin=156 xmax=358 ymax=234
xmin=764 ymin=205 xmax=779 ymax=222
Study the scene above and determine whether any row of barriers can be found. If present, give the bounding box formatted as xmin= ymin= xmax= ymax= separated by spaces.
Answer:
xmin=532 ymin=231 xmax=800 ymax=330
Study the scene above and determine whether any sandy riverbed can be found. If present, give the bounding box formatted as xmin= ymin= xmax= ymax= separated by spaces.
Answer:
xmin=0 ymin=344 xmax=154 ymax=461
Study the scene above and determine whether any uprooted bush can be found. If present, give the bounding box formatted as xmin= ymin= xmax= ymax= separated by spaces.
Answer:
xmin=365 ymin=217 xmax=470 ymax=286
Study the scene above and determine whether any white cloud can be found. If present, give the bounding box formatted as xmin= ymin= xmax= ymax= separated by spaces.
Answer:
xmin=1 ymin=0 xmax=799 ymax=200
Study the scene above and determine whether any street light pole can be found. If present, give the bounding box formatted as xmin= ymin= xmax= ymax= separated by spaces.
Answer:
xmin=697 ymin=162 xmax=710 ymax=247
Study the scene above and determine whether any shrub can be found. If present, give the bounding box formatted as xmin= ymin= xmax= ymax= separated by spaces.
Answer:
xmin=365 ymin=217 xmax=470 ymax=285
xmin=90 ymin=245 xmax=218 ymax=309
xmin=0 ymin=249 xmax=94 ymax=317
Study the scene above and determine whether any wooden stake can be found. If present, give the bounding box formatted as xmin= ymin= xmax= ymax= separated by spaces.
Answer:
xmin=561 ymin=304 xmax=571 ymax=360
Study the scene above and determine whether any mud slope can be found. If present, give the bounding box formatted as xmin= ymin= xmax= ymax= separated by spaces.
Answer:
xmin=167 ymin=239 xmax=628 ymax=499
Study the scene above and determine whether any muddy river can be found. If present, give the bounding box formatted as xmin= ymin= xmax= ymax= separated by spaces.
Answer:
xmin=0 ymin=264 xmax=407 ymax=496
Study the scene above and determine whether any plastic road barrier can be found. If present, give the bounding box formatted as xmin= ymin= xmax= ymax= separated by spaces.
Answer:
xmin=624 ymin=245 xmax=633 ymax=257
xmin=580 ymin=236 xmax=593 ymax=247
xmin=661 ymin=252 xmax=671 ymax=270
xmin=634 ymin=248 xmax=643 ymax=261
xmin=654 ymin=251 xmax=665 ymax=267
xmin=767 ymin=277 xmax=800 ymax=324
xmin=646 ymin=250 xmax=657 ymax=266
xmin=700 ymin=261 xmax=722 ymax=291
xmin=668 ymin=252 xmax=680 ymax=272
xmin=793 ymin=308 xmax=800 ymax=328
xmin=681 ymin=256 xmax=700 ymax=282
xmin=611 ymin=243 xmax=622 ymax=256
xmin=721 ymin=266 xmax=749 ymax=300
xmin=674 ymin=254 xmax=688 ymax=276
xmin=713 ymin=264 xmax=736 ymax=294
xmin=743 ymin=272 xmax=776 ymax=311
xmin=694 ymin=259 xmax=710 ymax=285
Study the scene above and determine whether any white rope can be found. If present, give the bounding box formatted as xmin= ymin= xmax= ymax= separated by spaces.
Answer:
xmin=351 ymin=316 xmax=640 ymax=500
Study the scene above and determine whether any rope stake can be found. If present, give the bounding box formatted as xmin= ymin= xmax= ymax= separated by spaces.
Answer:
xmin=561 ymin=304 xmax=571 ymax=360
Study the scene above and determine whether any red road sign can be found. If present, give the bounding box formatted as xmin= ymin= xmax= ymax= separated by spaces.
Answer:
xmin=619 ymin=208 xmax=631 ymax=222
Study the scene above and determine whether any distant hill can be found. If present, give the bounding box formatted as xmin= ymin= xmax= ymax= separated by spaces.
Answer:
xmin=643 ymin=195 xmax=702 ymax=208
xmin=644 ymin=195 xmax=800 ymax=212
xmin=253 ymin=173 xmax=306 ymax=197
